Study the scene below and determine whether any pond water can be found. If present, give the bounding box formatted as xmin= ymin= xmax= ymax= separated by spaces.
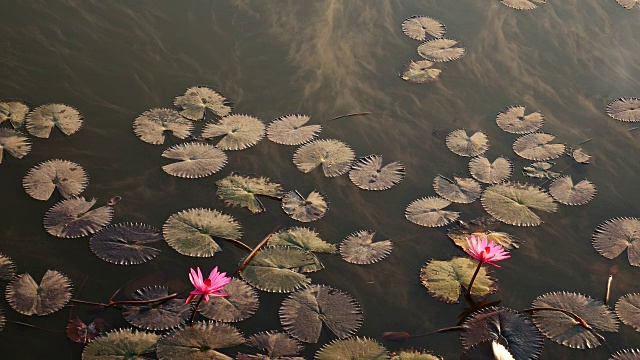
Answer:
xmin=1 ymin=0 xmax=639 ymax=358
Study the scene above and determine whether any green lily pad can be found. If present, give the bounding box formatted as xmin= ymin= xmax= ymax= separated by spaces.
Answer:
xmin=268 ymin=227 xmax=336 ymax=254
xmin=82 ymin=328 xmax=161 ymax=360
xmin=162 ymin=142 xmax=228 ymax=178
xmin=391 ymin=349 xmax=442 ymax=359
xmin=315 ymin=337 xmax=388 ymax=360
xmin=592 ymin=217 xmax=640 ymax=266
xmin=293 ymin=139 xmax=355 ymax=177
xmin=433 ymin=175 xmax=482 ymax=204
xmin=420 ymin=257 xmax=495 ymax=303
xmin=340 ymin=230 xmax=392 ymax=265
xmin=122 ymin=286 xmax=192 ymax=331
xmin=202 ymin=114 xmax=265 ymax=150
xmin=245 ymin=331 xmax=304 ymax=358
xmin=198 ymin=278 xmax=259 ymax=322
xmin=405 ymin=196 xmax=460 ymax=227
xmin=513 ymin=133 xmax=565 ymax=161
xmin=216 ymin=174 xmax=283 ymax=214
xmin=615 ymin=293 xmax=640 ymax=332
xmin=481 ymin=182 xmax=557 ymax=226
xmin=156 ymin=321 xmax=244 ymax=360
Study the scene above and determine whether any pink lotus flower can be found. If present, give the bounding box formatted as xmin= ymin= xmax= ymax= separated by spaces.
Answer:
xmin=465 ymin=235 xmax=510 ymax=268
xmin=185 ymin=267 xmax=231 ymax=304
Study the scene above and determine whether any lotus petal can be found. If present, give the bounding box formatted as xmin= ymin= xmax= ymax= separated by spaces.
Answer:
xmin=418 ymin=38 xmax=465 ymax=62
xmin=469 ymin=156 xmax=512 ymax=184
xmin=0 ymin=100 xmax=29 ymax=128
xmin=161 ymin=142 xmax=227 ymax=178
xmin=420 ymin=257 xmax=495 ymax=303
xmin=202 ymin=114 xmax=265 ymax=150
xmin=391 ymin=349 xmax=442 ymax=359
xmin=349 ymin=155 xmax=405 ymax=190
xmin=340 ymin=230 xmax=392 ymax=265
xmin=433 ymin=175 xmax=482 ymax=204
xmin=0 ymin=253 xmax=17 ymax=281
xmin=198 ymin=278 xmax=259 ymax=322
xmin=513 ymin=133 xmax=566 ymax=161
xmin=481 ymin=182 xmax=557 ymax=226
xmin=268 ymin=227 xmax=336 ymax=254
xmin=267 ymin=115 xmax=322 ymax=146
xmin=592 ymin=218 xmax=640 ymax=266
xmin=163 ymin=208 xmax=242 ymax=257
xmin=282 ymin=190 xmax=328 ymax=222
xmin=496 ymin=106 xmax=544 ymax=134
xmin=460 ymin=340 xmax=515 ymax=360
xmin=216 ymin=174 xmax=283 ymax=214
xmin=26 ymin=103 xmax=82 ymax=138
xmin=44 ymin=197 xmax=114 ymax=238
xmin=133 ymin=108 xmax=193 ymax=145
xmin=549 ymin=176 xmax=596 ymax=205
xmin=616 ymin=293 xmax=640 ymax=332
xmin=245 ymin=331 xmax=304 ymax=358
xmin=405 ymin=196 xmax=460 ymax=227
xmin=293 ymin=139 xmax=355 ymax=177
xmin=0 ymin=128 xmax=31 ymax=164
xmin=157 ymin=321 xmax=244 ymax=360
xmin=572 ymin=148 xmax=591 ymax=164
xmin=82 ymin=328 xmax=161 ymax=360
xmin=89 ymin=223 xmax=161 ymax=265
xmin=5 ymin=270 xmax=72 ymax=316
xmin=66 ymin=317 xmax=104 ymax=344
xmin=607 ymin=98 xmax=640 ymax=122
xmin=401 ymin=16 xmax=446 ymax=40
xmin=400 ymin=60 xmax=442 ymax=83
xmin=315 ymin=337 xmax=387 ymax=360
xmin=611 ymin=349 xmax=640 ymax=360
xmin=22 ymin=159 xmax=88 ymax=200
xmin=448 ymin=218 xmax=520 ymax=250
xmin=446 ymin=129 xmax=489 ymax=157
xmin=173 ymin=86 xmax=232 ymax=120
xmin=501 ymin=0 xmax=546 ymax=10
xmin=532 ymin=292 xmax=618 ymax=349
xmin=522 ymin=161 xmax=560 ymax=179
xmin=122 ymin=286 xmax=192 ymax=331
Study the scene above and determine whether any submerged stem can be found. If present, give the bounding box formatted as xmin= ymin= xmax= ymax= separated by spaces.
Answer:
xmin=319 ymin=112 xmax=371 ymax=125
xmin=220 ymin=238 xmax=252 ymax=252
xmin=71 ymin=293 xmax=177 ymax=308
xmin=523 ymin=307 xmax=609 ymax=346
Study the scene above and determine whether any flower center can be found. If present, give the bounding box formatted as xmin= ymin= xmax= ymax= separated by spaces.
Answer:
xmin=485 ymin=246 xmax=491 ymax=254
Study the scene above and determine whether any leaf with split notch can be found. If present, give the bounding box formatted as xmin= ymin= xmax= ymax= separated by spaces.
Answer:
xmin=418 ymin=39 xmax=465 ymax=62
xmin=446 ymin=129 xmax=489 ymax=157
xmin=43 ymin=197 xmax=114 ymax=238
xmin=433 ymin=175 xmax=482 ymax=204
xmin=245 ymin=331 xmax=304 ymax=358
xmin=420 ymin=257 xmax=495 ymax=303
xmin=391 ymin=349 xmax=443 ymax=359
xmin=23 ymin=159 xmax=88 ymax=201
xmin=315 ymin=337 xmax=388 ymax=360
xmin=481 ymin=182 xmax=557 ymax=226
xmin=448 ymin=218 xmax=520 ymax=251
xmin=293 ymin=139 xmax=355 ymax=177
xmin=268 ymin=227 xmax=336 ymax=254
xmin=133 ymin=108 xmax=193 ymax=145
xmin=522 ymin=161 xmax=560 ymax=179
xmin=0 ymin=100 xmax=29 ymax=128
xmin=469 ymin=156 xmax=512 ymax=184
xmin=611 ymin=349 xmax=640 ymax=360
xmin=0 ymin=128 xmax=31 ymax=164
xmin=501 ymin=0 xmax=546 ymax=10
xmin=282 ymin=190 xmax=328 ymax=222
xmin=400 ymin=60 xmax=441 ymax=84
xmin=349 ymin=155 xmax=404 ymax=191
xmin=615 ymin=293 xmax=640 ymax=332
xmin=549 ymin=176 xmax=596 ymax=206
xmin=216 ymin=174 xmax=283 ymax=214
xmin=496 ymin=106 xmax=544 ymax=134
xmin=199 ymin=278 xmax=259 ymax=322
xmin=90 ymin=223 xmax=161 ymax=265
xmin=592 ymin=217 xmax=640 ymax=266
xmin=82 ymin=328 xmax=161 ymax=360
xmin=5 ymin=270 xmax=72 ymax=316
xmin=405 ymin=196 xmax=459 ymax=227
xmin=340 ymin=230 xmax=392 ymax=265
xmin=173 ymin=86 xmax=232 ymax=120
xmin=401 ymin=16 xmax=446 ymax=40
xmin=162 ymin=142 xmax=228 ymax=178
xmin=66 ymin=317 xmax=105 ymax=344
xmin=26 ymin=103 xmax=82 ymax=138
xmin=513 ymin=133 xmax=565 ymax=161
xmin=202 ymin=114 xmax=265 ymax=150
xmin=267 ymin=115 xmax=321 ymax=146
xmin=607 ymin=97 xmax=640 ymax=122
xmin=122 ymin=286 xmax=192 ymax=331
xmin=156 ymin=321 xmax=244 ymax=360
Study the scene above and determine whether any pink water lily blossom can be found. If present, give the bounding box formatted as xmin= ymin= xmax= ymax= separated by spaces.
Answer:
xmin=185 ymin=266 xmax=231 ymax=304
xmin=465 ymin=235 xmax=510 ymax=268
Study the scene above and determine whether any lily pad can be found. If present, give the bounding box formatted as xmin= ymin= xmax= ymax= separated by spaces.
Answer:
xmin=122 ymin=286 xmax=192 ymax=331
xmin=245 ymin=331 xmax=304 ymax=358
xmin=66 ymin=317 xmax=105 ymax=344
xmin=163 ymin=208 xmax=242 ymax=257
xmin=481 ymin=182 xmax=557 ymax=226
xmin=522 ymin=161 xmax=560 ymax=179
xmin=26 ymin=103 xmax=83 ymax=138
xmin=446 ymin=129 xmax=489 ymax=157
xmin=315 ymin=337 xmax=388 ymax=360
xmin=349 ymin=155 xmax=405 ymax=191
xmin=0 ymin=100 xmax=29 ymax=128
xmin=592 ymin=218 xmax=640 ymax=266
xmin=156 ymin=321 xmax=244 ymax=360
xmin=420 ymin=257 xmax=495 ymax=303
xmin=89 ymin=223 xmax=162 ymax=265
xmin=606 ymin=97 xmax=640 ymax=122
xmin=0 ymin=253 xmax=17 ymax=281
xmin=340 ymin=230 xmax=393 ymax=265
xmin=448 ymin=218 xmax=520 ymax=250
xmin=391 ymin=349 xmax=442 ymax=360
xmin=5 ymin=270 xmax=72 ymax=316
xmin=401 ymin=16 xmax=446 ymax=41
xmin=282 ymin=190 xmax=329 ymax=222
xmin=433 ymin=175 xmax=482 ymax=204
xmin=198 ymin=278 xmax=259 ymax=322
xmin=22 ymin=159 xmax=88 ymax=201
xmin=133 ymin=108 xmax=193 ymax=145
xmin=216 ymin=174 xmax=283 ymax=214
xmin=611 ymin=349 xmax=640 ymax=360
xmin=268 ymin=227 xmax=336 ymax=254
xmin=405 ymin=196 xmax=460 ymax=227
xmin=267 ymin=115 xmax=322 ymax=146
xmin=532 ymin=292 xmax=618 ymax=349
xmin=400 ymin=60 xmax=441 ymax=83
xmin=615 ymin=293 xmax=640 ymax=332
xmin=469 ymin=156 xmax=512 ymax=184
xmin=161 ymin=142 xmax=228 ymax=178
xmin=418 ymin=38 xmax=465 ymax=62
xmin=293 ymin=139 xmax=355 ymax=177
xmin=496 ymin=106 xmax=544 ymax=134
xmin=0 ymin=128 xmax=31 ymax=164
xmin=202 ymin=114 xmax=265 ymax=150
xmin=173 ymin=86 xmax=232 ymax=120
xmin=44 ymin=197 xmax=114 ymax=238
xmin=501 ymin=0 xmax=546 ymax=10
xmin=572 ymin=148 xmax=591 ymax=164
xmin=549 ymin=176 xmax=596 ymax=205
xmin=513 ymin=133 xmax=566 ymax=161
xmin=82 ymin=328 xmax=161 ymax=360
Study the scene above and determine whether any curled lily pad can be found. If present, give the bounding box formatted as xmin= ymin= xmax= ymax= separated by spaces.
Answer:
xmin=0 ymin=128 xmax=31 ymax=164
xmin=267 ymin=115 xmax=321 ymax=146
xmin=340 ymin=230 xmax=393 ymax=265
xmin=268 ymin=227 xmax=336 ymax=254
xmin=349 ymin=155 xmax=405 ymax=191
xmin=44 ymin=197 xmax=114 ymax=238
xmin=315 ymin=337 xmax=388 ymax=360
xmin=448 ymin=218 xmax=520 ymax=251
xmin=26 ymin=103 xmax=82 ymax=138
xmin=0 ymin=100 xmax=29 ymax=128
xmin=280 ymin=285 xmax=363 ymax=343
xmin=5 ymin=270 xmax=72 ymax=316
xmin=401 ymin=16 xmax=446 ymax=40
xmin=469 ymin=156 xmax=512 ymax=184
xmin=523 ymin=161 xmax=560 ymax=179
xmin=293 ymin=139 xmax=355 ymax=177
xmin=501 ymin=0 xmax=546 ymax=10
xmin=615 ymin=293 xmax=640 ymax=332
xmin=496 ymin=106 xmax=544 ymax=134
xmin=245 ymin=331 xmax=304 ymax=358
xmin=173 ymin=86 xmax=232 ymax=120
xmin=22 ymin=159 xmax=88 ymax=200
xmin=198 ymin=278 xmax=259 ymax=322
xmin=162 ymin=142 xmax=228 ymax=178
xmin=157 ymin=321 xmax=244 ymax=360
xmin=89 ymin=223 xmax=161 ymax=265
xmin=418 ymin=39 xmax=465 ymax=62
xmin=400 ymin=60 xmax=441 ymax=83
xmin=216 ymin=174 xmax=283 ymax=214
xmin=572 ymin=148 xmax=591 ymax=164
xmin=163 ymin=208 xmax=242 ymax=257
xmin=420 ymin=257 xmax=495 ymax=303
xmin=405 ymin=196 xmax=460 ymax=227
xmin=133 ymin=108 xmax=193 ymax=145
xmin=82 ymin=328 xmax=161 ymax=360
xmin=513 ymin=133 xmax=566 ymax=161
xmin=66 ymin=317 xmax=105 ymax=344
xmin=282 ymin=190 xmax=329 ymax=222
xmin=611 ymin=349 xmax=640 ymax=360
xmin=549 ymin=176 xmax=596 ymax=205
xmin=122 ymin=286 xmax=192 ymax=331
xmin=0 ymin=253 xmax=17 ymax=281
xmin=607 ymin=98 xmax=640 ymax=122
xmin=461 ymin=307 xmax=544 ymax=359
xmin=433 ymin=175 xmax=482 ymax=204
xmin=481 ymin=182 xmax=557 ymax=226
xmin=446 ymin=129 xmax=489 ymax=157
xmin=202 ymin=114 xmax=266 ymax=150
xmin=592 ymin=218 xmax=640 ymax=266
xmin=391 ymin=349 xmax=442 ymax=359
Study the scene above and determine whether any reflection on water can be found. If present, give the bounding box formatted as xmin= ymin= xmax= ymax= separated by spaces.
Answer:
xmin=1 ymin=0 xmax=639 ymax=358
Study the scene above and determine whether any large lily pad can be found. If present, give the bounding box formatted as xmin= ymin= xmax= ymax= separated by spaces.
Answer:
xmin=26 ymin=103 xmax=83 ymax=138
xmin=401 ymin=16 xmax=446 ymax=40
xmin=522 ymin=161 xmax=560 ymax=179
xmin=616 ymin=293 xmax=640 ymax=332
xmin=549 ymin=176 xmax=596 ymax=206
xmin=0 ymin=100 xmax=29 ymax=128
xmin=244 ymin=331 xmax=304 ymax=358
xmin=5 ymin=270 xmax=72 ymax=316
xmin=481 ymin=182 xmax=557 ymax=226
xmin=315 ymin=337 xmax=388 ymax=360
xmin=469 ymin=156 xmax=512 ymax=184
xmin=267 ymin=115 xmax=321 ymax=146
xmin=405 ymin=196 xmax=460 ymax=227
xmin=0 ymin=253 xmax=17 ymax=281
xmin=349 ymin=155 xmax=405 ymax=191
xmin=22 ymin=159 xmax=88 ymax=200
xmin=202 ymin=114 xmax=265 ymax=150
xmin=282 ymin=190 xmax=329 ymax=222
xmin=161 ymin=142 xmax=228 ymax=178
xmin=173 ymin=86 xmax=232 ymax=120
xmin=400 ymin=60 xmax=441 ymax=84
xmin=391 ymin=349 xmax=442 ymax=360
xmin=611 ymin=349 xmax=640 ymax=360
xmin=89 ymin=223 xmax=161 ymax=265
xmin=133 ymin=108 xmax=193 ymax=145
xmin=293 ymin=139 xmax=355 ymax=177
xmin=592 ymin=218 xmax=640 ymax=266
xmin=44 ymin=197 xmax=114 ymax=238
xmin=496 ymin=106 xmax=544 ymax=134
xmin=513 ymin=133 xmax=566 ymax=161
xmin=0 ymin=128 xmax=31 ymax=164
xmin=418 ymin=39 xmax=465 ymax=62
xmin=198 ymin=278 xmax=259 ymax=322
xmin=156 ymin=321 xmax=244 ymax=360
xmin=446 ymin=130 xmax=489 ymax=157
xmin=340 ymin=230 xmax=393 ymax=265
xmin=572 ymin=148 xmax=591 ymax=164
xmin=216 ymin=174 xmax=283 ymax=214
xmin=420 ymin=257 xmax=495 ymax=303
xmin=501 ymin=0 xmax=546 ymax=10
xmin=433 ymin=175 xmax=482 ymax=204
xmin=163 ymin=208 xmax=242 ymax=257
xmin=606 ymin=98 xmax=640 ymax=122
xmin=122 ymin=286 xmax=192 ymax=331
xmin=268 ymin=227 xmax=336 ymax=254
xmin=82 ymin=328 xmax=161 ymax=360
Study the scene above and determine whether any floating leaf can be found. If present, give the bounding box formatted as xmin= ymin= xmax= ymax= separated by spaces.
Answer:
xmin=402 ymin=16 xmax=445 ymax=40
xmin=156 ymin=321 xmax=244 ymax=360
xmin=461 ymin=307 xmax=544 ymax=359
xmin=405 ymin=196 xmax=460 ymax=227
xmin=349 ymin=155 xmax=405 ymax=191
xmin=532 ymin=292 xmax=618 ymax=349
xmin=82 ymin=328 xmax=161 ymax=360
xmin=216 ymin=174 xmax=283 ymax=214
xmin=293 ymin=139 xmax=355 ymax=177
xmin=26 ymin=103 xmax=82 ymax=138
xmin=199 ymin=278 xmax=259 ymax=322
xmin=496 ymin=106 xmax=545 ymax=134
xmin=202 ymin=114 xmax=265 ymax=150
xmin=606 ymin=97 xmax=640 ymax=122
xmin=400 ymin=60 xmax=442 ymax=84
xmin=66 ymin=317 xmax=105 ymax=344
xmin=433 ymin=175 xmax=482 ymax=204
xmin=240 ymin=246 xmax=322 ymax=293
xmin=420 ymin=257 xmax=495 ymax=303
xmin=615 ymin=293 xmax=640 ymax=332
xmin=315 ymin=337 xmax=388 ymax=360
xmin=460 ymin=340 xmax=515 ymax=360
xmin=22 ymin=159 xmax=88 ymax=200
xmin=572 ymin=148 xmax=591 ymax=164
xmin=163 ymin=208 xmax=242 ymax=257
xmin=89 ymin=223 xmax=161 ymax=265
xmin=0 ymin=128 xmax=31 ymax=164
xmin=161 ymin=142 xmax=227 ymax=178
xmin=446 ymin=130 xmax=489 ymax=157
xmin=592 ymin=218 xmax=640 ymax=266
xmin=468 ymin=156 xmax=512 ymax=184
xmin=268 ymin=227 xmax=336 ymax=254
xmin=0 ymin=100 xmax=29 ymax=128
xmin=513 ymin=133 xmax=566 ymax=161
xmin=122 ymin=286 xmax=192 ymax=331
xmin=245 ymin=331 xmax=304 ymax=358
xmin=481 ymin=182 xmax=557 ymax=226
xmin=448 ymin=218 xmax=520 ymax=250
xmin=549 ymin=176 xmax=596 ymax=206
xmin=501 ymin=0 xmax=546 ymax=10
xmin=522 ymin=161 xmax=560 ymax=179
xmin=173 ymin=86 xmax=232 ymax=120
xmin=44 ymin=197 xmax=114 ymax=238
xmin=133 ymin=108 xmax=193 ymax=145
xmin=0 ymin=253 xmax=17 ymax=281
xmin=282 ymin=190 xmax=329 ymax=222
xmin=267 ymin=115 xmax=321 ymax=146
xmin=5 ymin=270 xmax=72 ymax=316
xmin=340 ymin=230 xmax=393 ymax=265
xmin=611 ymin=349 xmax=640 ymax=360
xmin=391 ymin=349 xmax=442 ymax=360
xmin=418 ymin=38 xmax=465 ymax=62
